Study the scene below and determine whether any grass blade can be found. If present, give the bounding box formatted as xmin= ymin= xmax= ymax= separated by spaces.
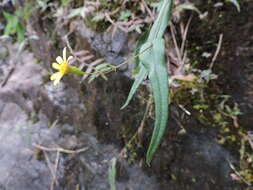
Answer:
xmin=108 ymin=157 xmax=117 ymax=190
xmin=228 ymin=0 xmax=240 ymax=12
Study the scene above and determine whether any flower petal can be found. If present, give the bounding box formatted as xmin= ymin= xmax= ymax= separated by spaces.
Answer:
xmin=53 ymin=73 xmax=63 ymax=86
xmin=52 ymin=62 xmax=60 ymax=70
xmin=56 ymin=56 xmax=63 ymax=64
xmin=63 ymin=47 xmax=67 ymax=61
xmin=50 ymin=72 xmax=61 ymax=81
xmin=67 ymin=56 xmax=73 ymax=62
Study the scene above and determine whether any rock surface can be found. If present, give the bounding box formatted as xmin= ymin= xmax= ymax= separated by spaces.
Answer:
xmin=0 ymin=45 xmax=159 ymax=190
xmin=1 ymin=1 xmax=252 ymax=189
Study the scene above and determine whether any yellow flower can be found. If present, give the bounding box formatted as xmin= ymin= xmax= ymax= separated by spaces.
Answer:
xmin=50 ymin=47 xmax=73 ymax=86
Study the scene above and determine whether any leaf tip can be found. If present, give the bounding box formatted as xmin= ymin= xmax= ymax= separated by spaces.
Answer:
xmin=120 ymin=104 xmax=127 ymax=110
xmin=145 ymin=154 xmax=152 ymax=166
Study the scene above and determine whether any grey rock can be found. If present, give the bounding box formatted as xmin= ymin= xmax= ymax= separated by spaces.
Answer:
xmin=0 ymin=47 xmax=160 ymax=190
xmin=0 ymin=45 xmax=8 ymax=59
xmin=76 ymin=22 xmax=129 ymax=67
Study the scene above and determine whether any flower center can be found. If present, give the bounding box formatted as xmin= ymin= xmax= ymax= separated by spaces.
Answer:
xmin=60 ymin=61 xmax=69 ymax=75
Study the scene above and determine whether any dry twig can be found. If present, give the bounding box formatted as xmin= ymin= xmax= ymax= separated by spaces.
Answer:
xmin=34 ymin=144 xmax=88 ymax=154
xmin=246 ymin=132 xmax=253 ymax=151
xmin=180 ymin=16 xmax=192 ymax=55
xmin=227 ymin=159 xmax=251 ymax=186
xmin=34 ymin=143 xmax=88 ymax=190
xmin=210 ymin=34 xmax=223 ymax=70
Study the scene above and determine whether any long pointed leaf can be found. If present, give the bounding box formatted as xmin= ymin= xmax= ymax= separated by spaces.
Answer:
xmin=228 ymin=0 xmax=240 ymax=12
xmin=121 ymin=65 xmax=148 ymax=109
xmin=108 ymin=157 xmax=117 ymax=190
xmin=148 ymin=0 xmax=173 ymax=41
xmin=140 ymin=39 xmax=168 ymax=165
xmin=122 ymin=0 xmax=172 ymax=166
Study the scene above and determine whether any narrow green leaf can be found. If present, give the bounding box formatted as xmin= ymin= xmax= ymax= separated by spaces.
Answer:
xmin=122 ymin=0 xmax=172 ymax=165
xmin=88 ymin=74 xmax=98 ymax=83
xmin=138 ymin=41 xmax=152 ymax=70
xmin=228 ymin=0 xmax=240 ymax=12
xmin=95 ymin=63 xmax=115 ymax=71
xmin=3 ymin=12 xmax=18 ymax=35
xmin=67 ymin=7 xmax=89 ymax=19
xmin=3 ymin=11 xmax=12 ymax=20
xmin=61 ymin=0 xmax=70 ymax=6
xmin=87 ymin=64 xmax=114 ymax=82
xmin=22 ymin=4 xmax=34 ymax=20
xmin=119 ymin=10 xmax=132 ymax=21
xmin=16 ymin=23 xmax=25 ymax=41
xmin=140 ymin=38 xmax=169 ymax=165
xmin=92 ymin=13 xmax=105 ymax=22
xmin=121 ymin=65 xmax=148 ymax=109
xmin=148 ymin=0 xmax=173 ymax=41
xmin=108 ymin=157 xmax=117 ymax=190
xmin=134 ymin=30 xmax=150 ymax=66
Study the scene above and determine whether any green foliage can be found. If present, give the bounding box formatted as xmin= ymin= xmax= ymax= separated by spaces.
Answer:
xmin=141 ymin=38 xmax=169 ymax=165
xmin=67 ymin=7 xmax=89 ymax=19
xmin=92 ymin=13 xmax=105 ymax=22
xmin=3 ymin=12 xmax=19 ymax=35
xmin=69 ymin=66 xmax=85 ymax=75
xmin=36 ymin=0 xmax=50 ymax=11
xmin=2 ymin=3 xmax=34 ymax=41
xmin=122 ymin=0 xmax=173 ymax=165
xmin=21 ymin=4 xmax=34 ymax=20
xmin=3 ymin=12 xmax=25 ymax=41
xmin=88 ymin=63 xmax=116 ymax=83
xmin=60 ymin=0 xmax=70 ymax=6
xmin=121 ymin=65 xmax=147 ymax=109
xmin=119 ymin=10 xmax=132 ymax=21
xmin=170 ymin=67 xmax=238 ymax=127
xmin=134 ymin=30 xmax=150 ymax=66
xmin=147 ymin=0 xmax=173 ymax=41
xmin=108 ymin=157 xmax=117 ymax=190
